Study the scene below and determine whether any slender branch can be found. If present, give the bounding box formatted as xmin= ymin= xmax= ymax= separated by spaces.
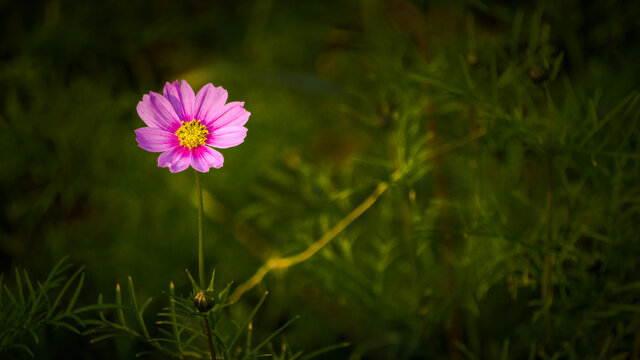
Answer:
xmin=231 ymin=182 xmax=389 ymax=302
xmin=203 ymin=315 xmax=216 ymax=360
xmin=421 ymin=127 xmax=487 ymax=163
xmin=195 ymin=170 xmax=206 ymax=289
xmin=194 ymin=171 xmax=214 ymax=358
xmin=229 ymin=130 xmax=486 ymax=303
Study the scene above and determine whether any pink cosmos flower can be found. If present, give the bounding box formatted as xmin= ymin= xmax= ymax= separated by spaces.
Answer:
xmin=135 ymin=80 xmax=249 ymax=173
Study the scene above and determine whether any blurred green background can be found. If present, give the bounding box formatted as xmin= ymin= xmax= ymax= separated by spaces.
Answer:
xmin=1 ymin=0 xmax=639 ymax=359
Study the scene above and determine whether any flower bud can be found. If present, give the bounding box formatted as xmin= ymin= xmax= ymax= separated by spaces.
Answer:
xmin=193 ymin=290 xmax=214 ymax=313
xmin=466 ymin=51 xmax=478 ymax=65
xmin=528 ymin=66 xmax=548 ymax=83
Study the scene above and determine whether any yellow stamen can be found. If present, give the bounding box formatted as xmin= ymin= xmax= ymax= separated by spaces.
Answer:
xmin=175 ymin=120 xmax=208 ymax=149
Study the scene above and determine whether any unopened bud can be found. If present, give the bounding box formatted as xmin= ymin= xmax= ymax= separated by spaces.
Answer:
xmin=466 ymin=51 xmax=478 ymax=65
xmin=193 ymin=290 xmax=214 ymax=313
xmin=528 ymin=66 xmax=548 ymax=83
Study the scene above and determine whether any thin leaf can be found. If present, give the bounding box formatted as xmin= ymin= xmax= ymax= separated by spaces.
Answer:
xmin=579 ymin=92 xmax=640 ymax=147
xmin=116 ymin=283 xmax=126 ymax=326
xmin=217 ymin=281 xmax=234 ymax=304
xmin=182 ymin=350 xmax=207 ymax=358
xmin=550 ymin=52 xmax=564 ymax=80
xmin=510 ymin=10 xmax=524 ymax=55
xmin=65 ymin=272 xmax=85 ymax=313
xmin=157 ymin=327 xmax=176 ymax=338
xmin=157 ymin=312 xmax=199 ymax=324
xmin=156 ymin=321 xmax=203 ymax=337
xmin=96 ymin=294 xmax=107 ymax=321
xmin=243 ymin=354 xmax=272 ymax=359
xmin=207 ymin=269 xmax=216 ymax=292
xmin=459 ymin=56 xmax=475 ymax=91
xmin=15 ymin=267 xmax=25 ymax=304
xmin=11 ymin=344 xmax=34 ymax=357
xmin=148 ymin=336 xmax=207 ymax=351
xmin=250 ymin=315 xmax=300 ymax=355
xmin=48 ymin=266 xmax=84 ymax=318
xmin=128 ymin=276 xmax=150 ymax=339
xmin=169 ymin=281 xmax=184 ymax=353
xmin=74 ymin=303 xmax=125 ymax=314
xmin=90 ymin=333 xmax=127 ymax=343
xmin=23 ymin=269 xmax=37 ymax=310
xmin=27 ymin=328 xmax=39 ymax=344
xmin=185 ymin=269 xmax=200 ymax=293
xmin=246 ymin=321 xmax=253 ymax=352
xmin=229 ymin=291 xmax=268 ymax=352
xmin=500 ymin=339 xmax=510 ymax=360
xmin=139 ymin=296 xmax=153 ymax=317
xmin=454 ymin=341 xmax=479 ymax=360
xmin=170 ymin=297 xmax=199 ymax=313
xmin=4 ymin=284 xmax=18 ymax=306
xmin=50 ymin=320 xmax=81 ymax=334
xmin=300 ymin=342 xmax=350 ymax=360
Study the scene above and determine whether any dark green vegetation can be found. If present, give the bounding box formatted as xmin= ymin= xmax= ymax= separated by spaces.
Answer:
xmin=1 ymin=0 xmax=639 ymax=359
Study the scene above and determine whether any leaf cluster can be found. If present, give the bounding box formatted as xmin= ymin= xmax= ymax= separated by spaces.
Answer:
xmin=0 ymin=257 xmax=109 ymax=357
xmin=232 ymin=2 xmax=640 ymax=359
xmin=84 ymin=270 xmax=345 ymax=359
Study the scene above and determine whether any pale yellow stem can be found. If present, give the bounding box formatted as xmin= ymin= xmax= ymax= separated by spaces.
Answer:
xmin=230 ymin=128 xmax=486 ymax=302
xmin=231 ymin=182 xmax=389 ymax=302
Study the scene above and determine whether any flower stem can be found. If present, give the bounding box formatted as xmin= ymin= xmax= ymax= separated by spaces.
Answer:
xmin=203 ymin=315 xmax=217 ymax=360
xmin=195 ymin=170 xmax=205 ymax=289
xmin=194 ymin=171 xmax=216 ymax=359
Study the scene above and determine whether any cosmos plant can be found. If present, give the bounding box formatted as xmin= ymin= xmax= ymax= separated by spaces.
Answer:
xmin=80 ymin=80 xmax=341 ymax=359
xmin=135 ymin=80 xmax=250 ymax=359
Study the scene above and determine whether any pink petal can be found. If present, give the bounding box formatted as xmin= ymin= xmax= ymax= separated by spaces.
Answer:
xmin=157 ymin=146 xmax=192 ymax=173
xmin=207 ymin=126 xmax=247 ymax=149
xmin=163 ymin=80 xmax=196 ymax=122
xmin=135 ymin=127 xmax=179 ymax=152
xmin=195 ymin=84 xmax=228 ymax=125
xmin=190 ymin=146 xmax=224 ymax=172
xmin=136 ymin=93 xmax=182 ymax=132
xmin=207 ymin=102 xmax=250 ymax=130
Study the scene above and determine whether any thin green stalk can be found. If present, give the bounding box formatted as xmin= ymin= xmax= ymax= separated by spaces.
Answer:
xmin=169 ymin=282 xmax=183 ymax=354
xmin=204 ymin=316 xmax=216 ymax=360
xmin=195 ymin=170 xmax=205 ymax=289
xmin=194 ymin=171 xmax=215 ymax=359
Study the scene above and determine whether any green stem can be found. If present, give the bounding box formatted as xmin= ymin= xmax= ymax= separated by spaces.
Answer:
xmin=195 ymin=170 xmax=205 ymax=289
xmin=204 ymin=315 xmax=217 ymax=360
xmin=195 ymin=171 xmax=215 ymax=359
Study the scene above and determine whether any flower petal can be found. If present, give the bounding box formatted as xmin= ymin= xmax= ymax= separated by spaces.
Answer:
xmin=136 ymin=93 xmax=182 ymax=132
xmin=158 ymin=146 xmax=192 ymax=173
xmin=207 ymin=102 xmax=250 ymax=130
xmin=190 ymin=146 xmax=224 ymax=172
xmin=195 ymin=84 xmax=228 ymax=125
xmin=207 ymin=102 xmax=251 ymax=130
xmin=135 ymin=127 xmax=179 ymax=152
xmin=163 ymin=80 xmax=196 ymax=122
xmin=207 ymin=126 xmax=247 ymax=149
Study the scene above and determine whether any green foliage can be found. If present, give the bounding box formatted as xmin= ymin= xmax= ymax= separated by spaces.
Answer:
xmin=1 ymin=0 xmax=639 ymax=359
xmin=84 ymin=272 xmax=344 ymax=359
xmin=0 ymin=257 xmax=110 ymax=357
xmin=231 ymin=2 xmax=640 ymax=359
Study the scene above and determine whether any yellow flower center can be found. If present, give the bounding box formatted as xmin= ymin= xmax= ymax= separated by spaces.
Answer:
xmin=175 ymin=120 xmax=208 ymax=149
